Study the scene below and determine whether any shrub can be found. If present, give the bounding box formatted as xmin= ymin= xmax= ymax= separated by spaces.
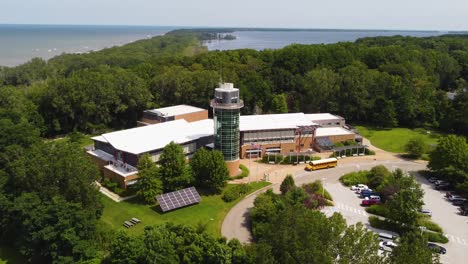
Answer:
xmin=231 ymin=164 xmax=249 ymax=180
xmin=281 ymin=155 xmax=321 ymax=164
xmin=368 ymin=216 xmax=401 ymax=233
xmin=405 ymin=137 xmax=427 ymax=158
xmin=418 ymin=218 xmax=443 ymax=233
xmin=222 ymin=184 xmax=252 ymax=202
xmin=262 ymin=154 xmax=283 ymax=164
xmin=339 ymin=171 xmax=369 ymax=186
xmin=365 ymin=205 xmax=388 ymax=217
xmin=365 ymin=148 xmax=376 ymax=155
xmin=303 ymin=181 xmax=333 ymax=201
xmin=424 ymin=232 xmax=449 ymax=244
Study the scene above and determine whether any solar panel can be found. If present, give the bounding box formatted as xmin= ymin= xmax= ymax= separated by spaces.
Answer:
xmin=156 ymin=187 xmax=201 ymax=212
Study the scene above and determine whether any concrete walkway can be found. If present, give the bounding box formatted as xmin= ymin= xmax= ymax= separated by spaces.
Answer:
xmin=95 ymin=181 xmax=136 ymax=202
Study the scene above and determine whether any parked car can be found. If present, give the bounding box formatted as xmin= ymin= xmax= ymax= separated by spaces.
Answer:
xmin=427 ymin=177 xmax=439 ymax=183
xmin=445 ymin=191 xmax=457 ymax=199
xmin=378 ymin=232 xmax=398 ymax=241
xmin=449 ymin=195 xmax=464 ymax=201
xmin=361 ymin=190 xmax=378 ymax=198
xmin=427 ymin=243 xmax=447 ymax=254
xmin=361 ymin=196 xmax=381 ymax=206
xmin=451 ymin=198 xmax=467 ymax=206
xmin=434 ymin=180 xmax=448 ymax=186
xmin=435 ymin=182 xmax=450 ymax=190
xmin=355 ymin=187 xmax=372 ymax=194
xmin=379 ymin=241 xmax=398 ymax=252
xmin=420 ymin=209 xmax=432 ymax=217
xmin=459 ymin=204 xmax=468 ymax=216
xmin=351 ymin=184 xmax=368 ymax=191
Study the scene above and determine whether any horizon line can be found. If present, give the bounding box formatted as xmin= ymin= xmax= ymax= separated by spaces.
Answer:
xmin=1 ymin=23 xmax=467 ymax=33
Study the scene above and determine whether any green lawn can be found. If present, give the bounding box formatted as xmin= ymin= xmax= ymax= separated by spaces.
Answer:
xmin=100 ymin=182 xmax=271 ymax=237
xmin=0 ymin=246 xmax=25 ymax=264
xmin=356 ymin=126 xmax=442 ymax=153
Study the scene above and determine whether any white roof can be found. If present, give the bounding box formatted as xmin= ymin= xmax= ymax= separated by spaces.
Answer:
xmin=305 ymin=113 xmax=342 ymax=121
xmin=99 ymin=119 xmax=214 ymax=155
xmin=146 ymin=104 xmax=206 ymax=117
xmin=240 ymin=113 xmax=317 ymax=131
xmin=315 ymin=127 xmax=353 ymax=137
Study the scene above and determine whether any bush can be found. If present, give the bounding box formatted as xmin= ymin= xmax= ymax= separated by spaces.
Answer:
xmin=281 ymin=155 xmax=320 ymax=164
xmin=339 ymin=171 xmax=369 ymax=186
xmin=231 ymin=164 xmax=249 ymax=180
xmin=424 ymin=232 xmax=449 ymax=244
xmin=261 ymin=154 xmax=283 ymax=164
xmin=368 ymin=216 xmax=401 ymax=233
xmin=365 ymin=204 xmax=388 ymax=217
xmin=101 ymin=177 xmax=135 ymax=197
xmin=365 ymin=148 xmax=376 ymax=155
xmin=303 ymin=181 xmax=333 ymax=201
xmin=405 ymin=137 xmax=427 ymax=158
xmin=222 ymin=184 xmax=251 ymax=202
xmin=418 ymin=218 xmax=443 ymax=233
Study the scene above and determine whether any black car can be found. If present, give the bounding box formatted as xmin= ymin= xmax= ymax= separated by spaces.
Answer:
xmin=459 ymin=205 xmax=468 ymax=216
xmin=427 ymin=243 xmax=447 ymax=254
xmin=435 ymin=183 xmax=450 ymax=190
xmin=428 ymin=177 xmax=439 ymax=183
xmin=452 ymin=198 xmax=467 ymax=206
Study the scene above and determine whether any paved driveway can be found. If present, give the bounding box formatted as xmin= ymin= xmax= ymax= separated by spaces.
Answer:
xmin=221 ymin=159 xmax=426 ymax=242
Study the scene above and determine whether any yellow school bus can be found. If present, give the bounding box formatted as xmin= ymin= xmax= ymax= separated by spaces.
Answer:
xmin=305 ymin=158 xmax=338 ymax=171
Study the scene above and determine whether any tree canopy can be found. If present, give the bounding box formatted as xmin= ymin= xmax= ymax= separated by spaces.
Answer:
xmin=190 ymin=148 xmax=229 ymax=193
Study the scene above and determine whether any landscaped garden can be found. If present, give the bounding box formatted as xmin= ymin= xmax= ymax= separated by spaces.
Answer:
xmin=355 ymin=126 xmax=442 ymax=153
xmin=100 ymin=181 xmax=271 ymax=237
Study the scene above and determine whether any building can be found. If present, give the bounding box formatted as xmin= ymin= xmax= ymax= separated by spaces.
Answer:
xmin=87 ymin=119 xmax=213 ymax=188
xmin=239 ymin=113 xmax=354 ymax=158
xmin=88 ymin=83 xmax=357 ymax=188
xmin=210 ymin=83 xmax=244 ymax=176
xmin=138 ymin=104 xmax=208 ymax=126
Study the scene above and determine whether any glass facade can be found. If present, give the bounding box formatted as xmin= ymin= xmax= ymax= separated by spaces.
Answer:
xmin=214 ymin=108 xmax=240 ymax=161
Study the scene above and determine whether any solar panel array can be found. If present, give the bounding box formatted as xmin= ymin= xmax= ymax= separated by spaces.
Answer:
xmin=156 ymin=187 xmax=201 ymax=212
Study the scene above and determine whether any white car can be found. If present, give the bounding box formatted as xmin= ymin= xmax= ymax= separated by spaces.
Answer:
xmin=351 ymin=184 xmax=369 ymax=191
xmin=379 ymin=241 xmax=397 ymax=252
xmin=421 ymin=209 xmax=432 ymax=217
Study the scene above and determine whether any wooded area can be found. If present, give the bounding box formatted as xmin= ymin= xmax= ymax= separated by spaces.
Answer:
xmin=1 ymin=30 xmax=467 ymax=263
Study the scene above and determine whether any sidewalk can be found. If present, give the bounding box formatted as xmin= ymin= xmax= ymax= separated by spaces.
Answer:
xmin=95 ymin=181 xmax=136 ymax=202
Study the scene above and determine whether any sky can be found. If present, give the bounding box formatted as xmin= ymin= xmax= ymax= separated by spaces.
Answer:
xmin=1 ymin=0 xmax=468 ymax=31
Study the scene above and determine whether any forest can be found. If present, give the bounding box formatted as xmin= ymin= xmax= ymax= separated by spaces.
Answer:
xmin=1 ymin=29 xmax=468 ymax=263
xmin=1 ymin=31 xmax=468 ymax=138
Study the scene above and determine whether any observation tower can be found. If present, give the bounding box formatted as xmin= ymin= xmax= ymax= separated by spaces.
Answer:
xmin=210 ymin=83 xmax=244 ymax=176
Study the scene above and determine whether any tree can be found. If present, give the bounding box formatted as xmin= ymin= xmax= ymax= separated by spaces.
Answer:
xmin=367 ymin=165 xmax=391 ymax=189
xmin=271 ymin=93 xmax=288 ymax=113
xmin=280 ymin=174 xmax=295 ymax=195
xmin=391 ymin=232 xmax=440 ymax=264
xmin=0 ymin=141 xmax=102 ymax=262
xmin=332 ymin=222 xmax=385 ymax=264
xmin=190 ymin=148 xmax=229 ymax=193
xmin=158 ymin=142 xmax=193 ymax=192
xmin=405 ymin=137 xmax=427 ymax=158
xmin=385 ymin=185 xmax=424 ymax=231
xmin=429 ymin=135 xmax=468 ymax=172
xmin=136 ymin=154 xmax=163 ymax=204
xmin=109 ymin=223 xmax=237 ymax=264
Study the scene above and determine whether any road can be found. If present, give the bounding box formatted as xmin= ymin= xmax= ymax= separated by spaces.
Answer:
xmin=221 ymin=159 xmax=426 ymax=242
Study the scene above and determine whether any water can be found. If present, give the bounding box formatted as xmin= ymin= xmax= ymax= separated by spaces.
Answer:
xmin=205 ymin=30 xmax=448 ymax=51
xmin=0 ymin=24 xmax=175 ymax=67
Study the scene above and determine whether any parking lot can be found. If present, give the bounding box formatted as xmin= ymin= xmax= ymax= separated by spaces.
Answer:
xmin=319 ymin=167 xmax=467 ymax=264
